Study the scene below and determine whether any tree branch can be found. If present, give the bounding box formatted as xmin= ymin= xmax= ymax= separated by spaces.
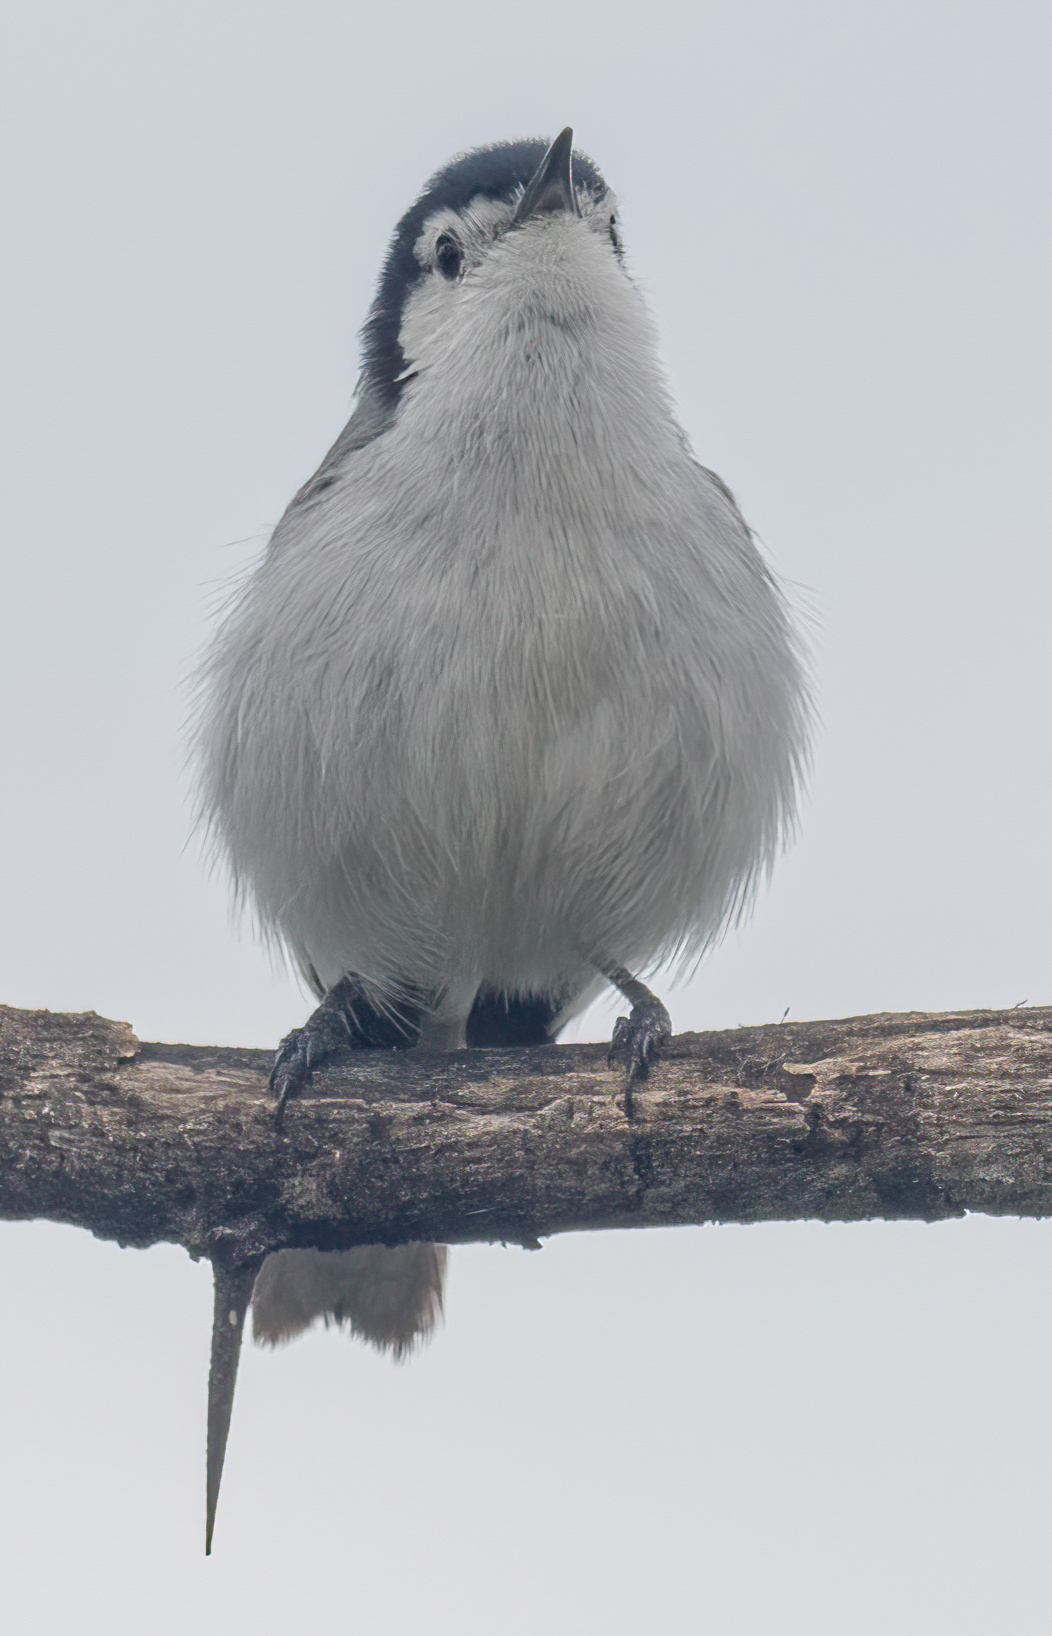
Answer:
xmin=3 ymin=1002 xmax=1051 ymax=1264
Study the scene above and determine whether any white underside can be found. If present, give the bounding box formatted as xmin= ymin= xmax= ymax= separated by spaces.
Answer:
xmin=195 ymin=213 xmax=809 ymax=1034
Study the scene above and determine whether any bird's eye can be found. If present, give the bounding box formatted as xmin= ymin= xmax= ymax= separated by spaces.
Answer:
xmin=435 ymin=233 xmax=464 ymax=280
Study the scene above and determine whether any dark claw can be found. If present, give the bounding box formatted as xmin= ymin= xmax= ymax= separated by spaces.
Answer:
xmin=608 ymin=995 xmax=672 ymax=1084
xmin=267 ymin=1003 xmax=352 ymax=1116
xmin=268 ymin=974 xmax=420 ymax=1125
xmin=268 ymin=1029 xmax=309 ymax=1118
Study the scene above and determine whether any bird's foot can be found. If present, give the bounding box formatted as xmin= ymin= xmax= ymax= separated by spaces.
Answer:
xmin=602 ymin=961 xmax=672 ymax=1116
xmin=269 ymin=995 xmax=353 ymax=1117
xmin=268 ymin=974 xmax=419 ymax=1122
xmin=608 ymin=993 xmax=672 ymax=1083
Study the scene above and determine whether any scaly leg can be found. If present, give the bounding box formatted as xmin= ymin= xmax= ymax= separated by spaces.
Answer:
xmin=601 ymin=962 xmax=672 ymax=1085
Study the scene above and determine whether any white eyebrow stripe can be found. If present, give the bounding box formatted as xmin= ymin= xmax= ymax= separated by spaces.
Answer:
xmin=414 ymin=193 xmax=518 ymax=267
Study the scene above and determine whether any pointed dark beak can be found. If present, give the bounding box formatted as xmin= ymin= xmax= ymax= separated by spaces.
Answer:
xmin=513 ymin=127 xmax=580 ymax=222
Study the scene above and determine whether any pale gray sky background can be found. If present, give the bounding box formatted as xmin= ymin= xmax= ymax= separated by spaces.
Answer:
xmin=2 ymin=1 xmax=1050 ymax=1631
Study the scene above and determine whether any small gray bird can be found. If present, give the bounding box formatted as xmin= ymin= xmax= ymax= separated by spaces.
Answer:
xmin=194 ymin=128 xmax=810 ymax=1545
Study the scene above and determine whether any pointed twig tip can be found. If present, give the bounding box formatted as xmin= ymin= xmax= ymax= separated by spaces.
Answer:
xmin=204 ymin=1255 xmax=263 ymax=1555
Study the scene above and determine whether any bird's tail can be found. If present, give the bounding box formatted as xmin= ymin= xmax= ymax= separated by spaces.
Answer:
xmin=250 ymin=1243 xmax=448 ymax=1360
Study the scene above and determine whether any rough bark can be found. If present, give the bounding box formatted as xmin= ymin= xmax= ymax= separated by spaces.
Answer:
xmin=2 ymin=1002 xmax=1051 ymax=1264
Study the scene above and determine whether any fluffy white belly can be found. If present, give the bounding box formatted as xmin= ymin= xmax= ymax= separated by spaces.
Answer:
xmin=204 ymin=478 xmax=799 ymax=1007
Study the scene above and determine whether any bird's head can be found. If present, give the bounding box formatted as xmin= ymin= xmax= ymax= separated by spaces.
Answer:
xmin=359 ymin=130 xmax=635 ymax=416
